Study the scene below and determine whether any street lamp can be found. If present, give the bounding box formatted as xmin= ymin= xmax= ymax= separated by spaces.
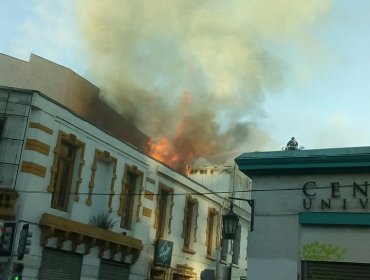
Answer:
xmin=222 ymin=204 xmax=240 ymax=280
xmin=222 ymin=204 xmax=239 ymax=240
xmin=222 ymin=199 xmax=253 ymax=280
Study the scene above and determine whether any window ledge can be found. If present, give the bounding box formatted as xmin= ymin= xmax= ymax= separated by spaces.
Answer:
xmin=173 ymin=264 xmax=197 ymax=279
xmin=39 ymin=213 xmax=143 ymax=263
xmin=206 ymin=254 xmax=217 ymax=261
xmin=182 ymin=247 xmax=196 ymax=255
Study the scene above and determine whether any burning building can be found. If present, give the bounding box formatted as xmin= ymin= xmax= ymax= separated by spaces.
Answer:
xmin=0 ymin=53 xmax=251 ymax=280
xmin=74 ymin=0 xmax=332 ymax=172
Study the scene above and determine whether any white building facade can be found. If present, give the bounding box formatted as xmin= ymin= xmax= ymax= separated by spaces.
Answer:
xmin=188 ymin=165 xmax=252 ymax=280
xmin=0 ymin=54 xmax=251 ymax=280
xmin=236 ymin=148 xmax=370 ymax=280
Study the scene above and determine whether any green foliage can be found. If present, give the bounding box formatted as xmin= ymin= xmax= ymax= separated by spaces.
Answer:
xmin=89 ymin=212 xmax=117 ymax=230
xmin=303 ymin=241 xmax=345 ymax=261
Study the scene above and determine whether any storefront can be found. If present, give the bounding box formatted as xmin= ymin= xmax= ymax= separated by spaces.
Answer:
xmin=235 ymin=147 xmax=370 ymax=280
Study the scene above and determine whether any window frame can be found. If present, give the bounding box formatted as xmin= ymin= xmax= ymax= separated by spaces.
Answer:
xmin=51 ymin=139 xmax=76 ymax=211
xmin=154 ymin=183 xmax=174 ymax=240
xmin=118 ymin=164 xmax=143 ymax=230
xmin=206 ymin=207 xmax=219 ymax=259
xmin=48 ymin=131 xmax=85 ymax=211
xmin=86 ymin=149 xmax=117 ymax=212
xmin=182 ymin=195 xmax=199 ymax=253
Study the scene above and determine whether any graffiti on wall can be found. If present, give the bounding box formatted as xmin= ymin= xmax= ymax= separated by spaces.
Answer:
xmin=303 ymin=241 xmax=346 ymax=261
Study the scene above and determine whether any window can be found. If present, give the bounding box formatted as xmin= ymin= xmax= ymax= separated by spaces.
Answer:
xmin=182 ymin=195 xmax=199 ymax=253
xmin=48 ymin=132 xmax=85 ymax=211
xmin=51 ymin=140 xmax=76 ymax=211
xmin=206 ymin=207 xmax=219 ymax=259
xmin=118 ymin=165 xmax=143 ymax=230
xmin=154 ymin=184 xmax=174 ymax=239
xmin=86 ymin=149 xmax=117 ymax=212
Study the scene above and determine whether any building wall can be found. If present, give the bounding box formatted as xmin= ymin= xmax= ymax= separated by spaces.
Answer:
xmin=0 ymin=53 xmax=149 ymax=151
xmin=0 ymin=53 xmax=94 ymax=104
xmin=188 ymin=166 xmax=252 ymax=216
xmin=0 ymin=87 xmax=250 ymax=280
xmin=246 ymin=172 xmax=370 ymax=280
xmin=188 ymin=166 xmax=251 ymax=280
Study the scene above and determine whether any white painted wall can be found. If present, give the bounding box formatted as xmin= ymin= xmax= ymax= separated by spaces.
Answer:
xmin=189 ymin=166 xmax=251 ymax=280
xmin=1 ymin=89 xmax=250 ymax=280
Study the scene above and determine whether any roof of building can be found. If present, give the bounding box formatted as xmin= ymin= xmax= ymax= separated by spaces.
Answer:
xmin=235 ymin=146 xmax=370 ymax=176
xmin=0 ymin=53 xmax=149 ymax=152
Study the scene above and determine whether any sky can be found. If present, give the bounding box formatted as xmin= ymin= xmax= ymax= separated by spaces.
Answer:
xmin=1 ymin=0 xmax=370 ymax=156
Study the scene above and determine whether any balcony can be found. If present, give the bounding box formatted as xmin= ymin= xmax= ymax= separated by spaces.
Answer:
xmin=39 ymin=213 xmax=143 ymax=263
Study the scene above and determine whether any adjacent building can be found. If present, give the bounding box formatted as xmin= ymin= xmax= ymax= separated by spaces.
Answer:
xmin=188 ymin=165 xmax=252 ymax=280
xmin=0 ymin=53 xmax=251 ymax=280
xmin=236 ymin=147 xmax=370 ymax=280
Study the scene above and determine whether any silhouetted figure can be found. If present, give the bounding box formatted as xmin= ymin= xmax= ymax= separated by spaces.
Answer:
xmin=286 ymin=137 xmax=298 ymax=150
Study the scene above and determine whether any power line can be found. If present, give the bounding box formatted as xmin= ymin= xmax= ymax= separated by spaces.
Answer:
xmin=9 ymin=182 xmax=368 ymax=196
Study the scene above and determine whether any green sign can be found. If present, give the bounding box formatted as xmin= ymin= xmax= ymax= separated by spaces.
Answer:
xmin=154 ymin=239 xmax=173 ymax=267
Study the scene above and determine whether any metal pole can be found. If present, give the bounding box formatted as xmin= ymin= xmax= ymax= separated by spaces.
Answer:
xmin=228 ymin=197 xmax=255 ymax=231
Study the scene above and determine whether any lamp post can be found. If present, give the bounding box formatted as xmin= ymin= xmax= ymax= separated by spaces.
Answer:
xmin=222 ymin=204 xmax=239 ymax=280
xmin=222 ymin=204 xmax=239 ymax=240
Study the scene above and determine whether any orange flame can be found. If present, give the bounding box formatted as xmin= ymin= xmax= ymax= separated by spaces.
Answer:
xmin=147 ymin=91 xmax=194 ymax=171
xmin=148 ymin=137 xmax=181 ymax=169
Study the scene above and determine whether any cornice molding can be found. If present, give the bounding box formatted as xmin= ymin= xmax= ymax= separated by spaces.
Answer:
xmin=236 ymin=147 xmax=370 ymax=176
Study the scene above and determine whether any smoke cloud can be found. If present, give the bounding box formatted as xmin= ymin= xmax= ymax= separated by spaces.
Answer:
xmin=76 ymin=0 xmax=331 ymax=168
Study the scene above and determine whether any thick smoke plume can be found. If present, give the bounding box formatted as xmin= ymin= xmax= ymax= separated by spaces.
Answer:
xmin=76 ymin=0 xmax=331 ymax=170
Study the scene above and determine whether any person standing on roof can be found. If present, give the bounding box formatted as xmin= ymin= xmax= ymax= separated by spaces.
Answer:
xmin=286 ymin=137 xmax=298 ymax=150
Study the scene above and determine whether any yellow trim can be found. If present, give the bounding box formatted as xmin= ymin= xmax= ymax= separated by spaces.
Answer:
xmin=118 ymin=164 xmax=144 ymax=229
xmin=29 ymin=122 xmax=53 ymax=135
xmin=143 ymin=207 xmax=152 ymax=218
xmin=205 ymin=207 xmax=219 ymax=258
xmin=86 ymin=149 xmax=117 ymax=211
xmin=144 ymin=190 xmax=154 ymax=201
xmin=25 ymin=139 xmax=50 ymax=155
xmin=173 ymin=264 xmax=197 ymax=279
xmin=48 ymin=131 xmax=85 ymax=204
xmin=182 ymin=195 xmax=199 ymax=251
xmin=21 ymin=161 xmax=46 ymax=177
xmin=154 ymin=183 xmax=174 ymax=238
xmin=39 ymin=213 xmax=143 ymax=263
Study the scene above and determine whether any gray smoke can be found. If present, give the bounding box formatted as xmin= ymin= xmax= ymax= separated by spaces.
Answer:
xmin=76 ymin=0 xmax=331 ymax=168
